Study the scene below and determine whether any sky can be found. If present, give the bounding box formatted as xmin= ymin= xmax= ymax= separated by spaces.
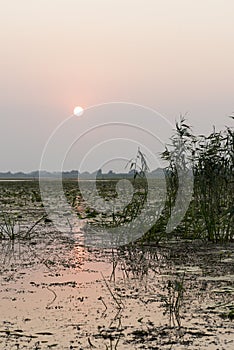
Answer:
xmin=1 ymin=0 xmax=234 ymax=172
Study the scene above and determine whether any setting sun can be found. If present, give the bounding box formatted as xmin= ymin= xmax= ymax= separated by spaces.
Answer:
xmin=73 ymin=106 xmax=84 ymax=117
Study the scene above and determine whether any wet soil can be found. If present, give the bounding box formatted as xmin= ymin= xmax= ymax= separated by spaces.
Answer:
xmin=0 ymin=181 xmax=233 ymax=349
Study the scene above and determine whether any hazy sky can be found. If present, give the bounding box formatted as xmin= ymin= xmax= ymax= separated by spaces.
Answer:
xmin=1 ymin=0 xmax=234 ymax=172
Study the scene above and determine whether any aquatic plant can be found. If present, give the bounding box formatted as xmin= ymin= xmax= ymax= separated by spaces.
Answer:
xmin=146 ymin=117 xmax=233 ymax=243
xmin=0 ymin=212 xmax=18 ymax=240
xmin=0 ymin=212 xmax=46 ymax=240
xmin=161 ymin=273 xmax=185 ymax=328
xmin=192 ymin=126 xmax=234 ymax=242
xmin=80 ymin=148 xmax=149 ymax=229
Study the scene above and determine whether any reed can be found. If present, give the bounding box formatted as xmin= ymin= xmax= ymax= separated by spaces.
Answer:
xmin=147 ymin=117 xmax=233 ymax=243
xmin=161 ymin=273 xmax=185 ymax=328
xmin=0 ymin=212 xmax=46 ymax=240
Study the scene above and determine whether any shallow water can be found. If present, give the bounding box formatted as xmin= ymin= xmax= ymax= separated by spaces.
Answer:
xmin=0 ymin=181 xmax=233 ymax=349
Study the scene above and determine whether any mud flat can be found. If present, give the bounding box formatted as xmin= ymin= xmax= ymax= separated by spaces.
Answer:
xmin=0 ymin=237 xmax=234 ymax=350
xmin=0 ymin=181 xmax=233 ymax=349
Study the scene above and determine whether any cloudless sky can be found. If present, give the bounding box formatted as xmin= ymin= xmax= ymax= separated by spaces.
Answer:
xmin=1 ymin=0 xmax=234 ymax=172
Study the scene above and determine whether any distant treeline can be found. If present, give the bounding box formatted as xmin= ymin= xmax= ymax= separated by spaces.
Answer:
xmin=0 ymin=168 xmax=165 ymax=180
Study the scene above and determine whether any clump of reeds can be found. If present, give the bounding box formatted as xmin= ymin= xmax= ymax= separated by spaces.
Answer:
xmin=0 ymin=212 xmax=45 ymax=240
xmin=147 ymin=116 xmax=233 ymax=243
xmin=0 ymin=212 xmax=18 ymax=240
xmin=84 ymin=148 xmax=149 ymax=229
xmin=161 ymin=273 xmax=185 ymax=328
xmin=192 ymin=125 xmax=233 ymax=242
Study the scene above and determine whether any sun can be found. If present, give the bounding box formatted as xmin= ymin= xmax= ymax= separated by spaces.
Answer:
xmin=73 ymin=106 xmax=84 ymax=116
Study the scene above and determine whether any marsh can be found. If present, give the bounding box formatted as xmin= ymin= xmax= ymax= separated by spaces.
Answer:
xmin=0 ymin=180 xmax=233 ymax=349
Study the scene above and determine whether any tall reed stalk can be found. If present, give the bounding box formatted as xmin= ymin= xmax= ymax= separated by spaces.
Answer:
xmin=149 ymin=117 xmax=233 ymax=243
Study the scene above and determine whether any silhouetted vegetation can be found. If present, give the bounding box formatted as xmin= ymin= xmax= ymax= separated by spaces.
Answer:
xmin=145 ymin=117 xmax=233 ymax=243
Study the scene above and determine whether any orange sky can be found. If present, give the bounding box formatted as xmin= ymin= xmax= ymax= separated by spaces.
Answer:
xmin=1 ymin=0 xmax=234 ymax=171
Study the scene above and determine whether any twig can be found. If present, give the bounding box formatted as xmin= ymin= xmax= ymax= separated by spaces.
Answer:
xmin=46 ymin=286 xmax=57 ymax=309
xmin=101 ymin=272 xmax=123 ymax=309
